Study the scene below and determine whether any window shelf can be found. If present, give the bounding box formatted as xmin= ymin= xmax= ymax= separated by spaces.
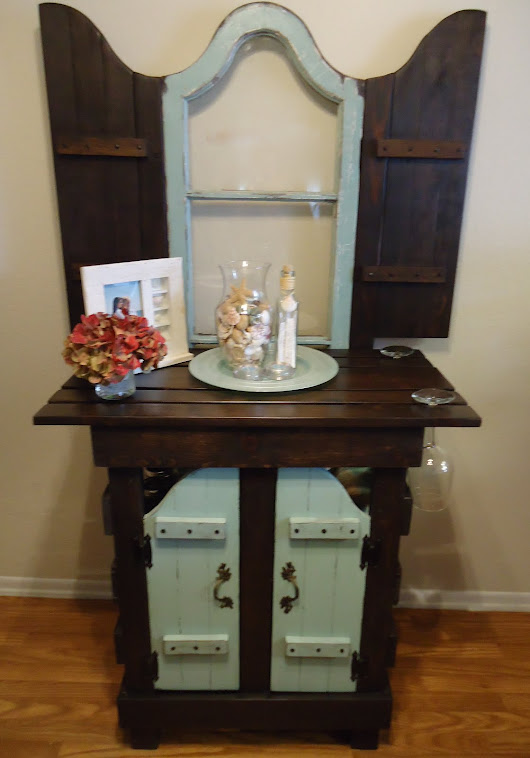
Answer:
xmin=187 ymin=190 xmax=337 ymax=203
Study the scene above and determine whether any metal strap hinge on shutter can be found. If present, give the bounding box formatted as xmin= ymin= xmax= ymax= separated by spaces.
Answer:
xmin=350 ymin=651 xmax=369 ymax=682
xmin=134 ymin=534 xmax=152 ymax=568
xmin=360 ymin=535 xmax=381 ymax=569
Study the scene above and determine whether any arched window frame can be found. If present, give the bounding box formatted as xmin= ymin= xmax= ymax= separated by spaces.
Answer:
xmin=162 ymin=2 xmax=363 ymax=348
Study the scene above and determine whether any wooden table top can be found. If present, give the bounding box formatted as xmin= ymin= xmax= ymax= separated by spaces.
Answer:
xmin=34 ymin=350 xmax=481 ymax=430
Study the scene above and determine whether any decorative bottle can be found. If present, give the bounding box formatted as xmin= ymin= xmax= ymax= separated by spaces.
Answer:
xmin=267 ymin=264 xmax=299 ymax=380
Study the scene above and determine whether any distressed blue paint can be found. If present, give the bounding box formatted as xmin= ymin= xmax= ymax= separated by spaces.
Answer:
xmin=162 ymin=3 xmax=363 ymax=347
xmin=270 ymin=468 xmax=370 ymax=692
xmin=330 ymin=78 xmax=363 ymax=348
xmin=144 ymin=469 xmax=240 ymax=691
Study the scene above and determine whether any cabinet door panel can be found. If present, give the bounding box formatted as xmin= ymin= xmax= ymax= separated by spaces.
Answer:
xmin=271 ymin=468 xmax=370 ymax=692
xmin=144 ymin=469 xmax=239 ymax=690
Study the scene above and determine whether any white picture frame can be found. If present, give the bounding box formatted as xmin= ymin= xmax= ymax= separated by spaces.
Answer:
xmin=80 ymin=258 xmax=193 ymax=370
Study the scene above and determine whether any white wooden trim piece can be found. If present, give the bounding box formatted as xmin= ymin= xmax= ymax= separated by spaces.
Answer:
xmin=0 ymin=576 xmax=112 ymax=600
xmin=2 ymin=577 xmax=529 ymax=612
xmin=399 ymin=589 xmax=530 ymax=612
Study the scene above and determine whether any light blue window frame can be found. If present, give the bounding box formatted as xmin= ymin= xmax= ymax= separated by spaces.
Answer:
xmin=162 ymin=3 xmax=363 ymax=348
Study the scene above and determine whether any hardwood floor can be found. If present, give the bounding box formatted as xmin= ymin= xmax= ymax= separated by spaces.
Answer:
xmin=0 ymin=597 xmax=528 ymax=757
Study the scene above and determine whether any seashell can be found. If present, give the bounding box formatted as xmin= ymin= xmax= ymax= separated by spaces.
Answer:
xmin=225 ymin=307 xmax=241 ymax=326
xmin=237 ymin=314 xmax=249 ymax=331
xmin=260 ymin=309 xmax=271 ymax=326
xmin=231 ymin=328 xmax=251 ymax=345
xmin=217 ymin=324 xmax=232 ymax=342
xmin=230 ymin=346 xmax=245 ymax=363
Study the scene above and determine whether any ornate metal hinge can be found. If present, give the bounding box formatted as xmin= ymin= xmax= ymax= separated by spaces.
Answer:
xmin=213 ymin=563 xmax=234 ymax=608
xmin=134 ymin=534 xmax=152 ymax=568
xmin=350 ymin=651 xmax=368 ymax=682
xmin=146 ymin=651 xmax=158 ymax=682
xmin=360 ymin=535 xmax=382 ymax=570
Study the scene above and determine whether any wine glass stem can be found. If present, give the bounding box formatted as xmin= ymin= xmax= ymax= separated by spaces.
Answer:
xmin=424 ymin=426 xmax=436 ymax=447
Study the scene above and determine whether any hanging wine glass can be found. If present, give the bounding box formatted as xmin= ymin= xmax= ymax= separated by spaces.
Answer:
xmin=408 ymin=388 xmax=455 ymax=512
xmin=380 ymin=345 xmax=415 ymax=359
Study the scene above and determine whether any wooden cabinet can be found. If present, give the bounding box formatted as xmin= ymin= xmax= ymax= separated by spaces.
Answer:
xmin=35 ymin=2 xmax=485 ymax=749
xmin=35 ymin=351 xmax=481 ymax=749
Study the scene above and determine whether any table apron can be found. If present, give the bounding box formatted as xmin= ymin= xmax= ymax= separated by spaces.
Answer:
xmin=91 ymin=426 xmax=424 ymax=468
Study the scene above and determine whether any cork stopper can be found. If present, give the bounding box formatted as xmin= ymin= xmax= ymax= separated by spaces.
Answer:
xmin=280 ymin=264 xmax=295 ymax=291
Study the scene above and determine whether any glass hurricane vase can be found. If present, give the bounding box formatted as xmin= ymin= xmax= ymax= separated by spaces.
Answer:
xmin=215 ymin=260 xmax=272 ymax=380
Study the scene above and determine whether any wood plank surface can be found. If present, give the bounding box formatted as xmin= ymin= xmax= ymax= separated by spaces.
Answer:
xmin=34 ymin=402 xmax=480 ymax=428
xmin=0 ymin=598 xmax=528 ymax=756
xmin=350 ymin=11 xmax=486 ymax=344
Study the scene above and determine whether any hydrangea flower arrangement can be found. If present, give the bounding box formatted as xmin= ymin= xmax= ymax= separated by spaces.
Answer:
xmin=63 ymin=312 xmax=167 ymax=385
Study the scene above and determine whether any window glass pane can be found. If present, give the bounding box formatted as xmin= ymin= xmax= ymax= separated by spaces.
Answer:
xmin=191 ymin=201 xmax=334 ymax=339
xmin=188 ymin=36 xmax=338 ymax=193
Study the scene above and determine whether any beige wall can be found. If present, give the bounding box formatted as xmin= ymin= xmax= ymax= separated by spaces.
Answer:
xmin=1 ymin=0 xmax=529 ymax=601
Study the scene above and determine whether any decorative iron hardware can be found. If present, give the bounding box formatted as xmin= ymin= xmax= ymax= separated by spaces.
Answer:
xmin=280 ymin=562 xmax=300 ymax=614
xmin=55 ymin=135 xmax=148 ymax=157
xmin=375 ymin=138 xmax=466 ymax=159
xmin=134 ymin=534 xmax=152 ymax=568
xmin=360 ymin=535 xmax=382 ymax=570
xmin=362 ymin=265 xmax=446 ymax=283
xmin=350 ymin=651 xmax=368 ymax=682
xmin=146 ymin=651 xmax=159 ymax=682
xmin=213 ymin=563 xmax=234 ymax=609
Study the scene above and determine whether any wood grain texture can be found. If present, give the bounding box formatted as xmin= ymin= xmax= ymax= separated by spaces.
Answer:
xmin=0 ymin=598 xmax=528 ymax=756
xmin=34 ymin=350 xmax=480 ymax=432
xmin=350 ymin=10 xmax=486 ymax=345
xmin=39 ymin=3 xmax=168 ymax=328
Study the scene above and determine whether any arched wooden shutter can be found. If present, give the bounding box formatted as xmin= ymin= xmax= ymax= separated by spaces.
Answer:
xmin=39 ymin=3 xmax=168 ymax=327
xmin=350 ymin=10 xmax=486 ymax=345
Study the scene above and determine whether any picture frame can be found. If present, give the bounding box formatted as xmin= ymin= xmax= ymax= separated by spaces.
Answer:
xmin=80 ymin=258 xmax=193 ymax=370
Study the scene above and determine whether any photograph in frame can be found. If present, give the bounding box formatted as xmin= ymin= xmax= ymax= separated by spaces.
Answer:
xmin=81 ymin=258 xmax=193 ymax=370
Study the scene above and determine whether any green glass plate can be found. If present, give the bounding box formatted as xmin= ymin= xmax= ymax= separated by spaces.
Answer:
xmin=188 ymin=346 xmax=339 ymax=393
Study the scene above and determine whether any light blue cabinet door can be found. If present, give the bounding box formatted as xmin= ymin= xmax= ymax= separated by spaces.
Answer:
xmin=271 ymin=468 xmax=370 ymax=692
xmin=143 ymin=469 xmax=239 ymax=691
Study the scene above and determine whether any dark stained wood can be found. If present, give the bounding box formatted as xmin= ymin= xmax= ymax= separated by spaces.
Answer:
xmin=34 ymin=402 xmax=480 ymax=429
xmin=55 ymin=135 xmax=148 ymax=156
xmin=358 ymin=469 xmax=408 ymax=692
xmin=107 ymin=468 xmax=153 ymax=692
xmin=351 ymin=10 xmax=486 ymax=345
xmin=91 ymin=427 xmax=424 ymax=468
xmin=239 ymin=469 xmax=277 ymax=691
xmin=362 ymin=265 xmax=445 ymax=283
xmin=134 ymin=73 xmax=169 ymax=262
xmin=39 ymin=4 xmax=168 ymax=327
xmin=376 ymin=139 xmax=466 ymax=159
xmin=117 ymin=685 xmax=392 ymax=731
xmin=46 ymin=388 xmax=469 ymax=406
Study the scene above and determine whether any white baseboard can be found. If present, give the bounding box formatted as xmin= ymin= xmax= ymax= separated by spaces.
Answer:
xmin=0 ymin=577 xmax=529 ymax=611
xmin=399 ymin=589 xmax=530 ymax=612
xmin=0 ymin=576 xmax=112 ymax=600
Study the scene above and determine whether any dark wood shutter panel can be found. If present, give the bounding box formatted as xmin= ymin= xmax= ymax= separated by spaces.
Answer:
xmin=39 ymin=3 xmax=168 ymax=327
xmin=350 ymin=10 xmax=486 ymax=346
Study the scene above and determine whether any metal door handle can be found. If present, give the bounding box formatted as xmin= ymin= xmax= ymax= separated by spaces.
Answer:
xmin=280 ymin=561 xmax=299 ymax=614
xmin=213 ymin=563 xmax=233 ymax=609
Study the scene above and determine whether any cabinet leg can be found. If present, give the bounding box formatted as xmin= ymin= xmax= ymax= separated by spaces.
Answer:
xmin=129 ymin=727 xmax=161 ymax=750
xmin=350 ymin=729 xmax=379 ymax=750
